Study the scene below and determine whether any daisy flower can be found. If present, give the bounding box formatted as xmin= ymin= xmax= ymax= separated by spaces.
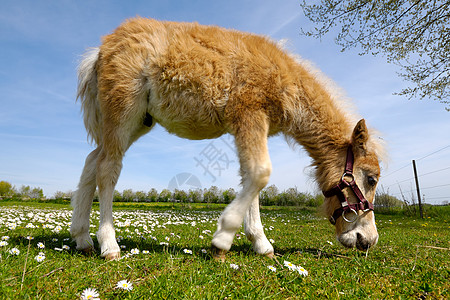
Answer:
xmin=1 ymin=236 xmax=9 ymax=241
xmin=37 ymin=242 xmax=45 ymax=249
xmin=34 ymin=254 xmax=45 ymax=262
xmin=268 ymin=265 xmax=277 ymax=272
xmin=9 ymin=247 xmax=20 ymax=255
xmin=230 ymin=263 xmax=239 ymax=270
xmin=201 ymin=249 xmax=207 ymax=254
xmin=142 ymin=250 xmax=149 ymax=254
xmin=297 ymin=265 xmax=308 ymax=276
xmin=116 ymin=279 xmax=133 ymax=291
xmin=183 ymin=249 xmax=193 ymax=255
xmin=130 ymin=248 xmax=140 ymax=255
xmin=283 ymin=260 xmax=297 ymax=271
xmin=0 ymin=241 xmax=8 ymax=247
xmin=80 ymin=287 xmax=100 ymax=300
xmin=62 ymin=245 xmax=70 ymax=250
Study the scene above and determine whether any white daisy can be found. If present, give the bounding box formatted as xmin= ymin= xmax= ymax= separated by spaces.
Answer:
xmin=268 ymin=265 xmax=277 ymax=272
xmin=283 ymin=260 xmax=297 ymax=271
xmin=9 ymin=247 xmax=20 ymax=255
xmin=80 ymin=287 xmax=100 ymax=300
xmin=296 ymin=265 xmax=309 ymax=276
xmin=34 ymin=254 xmax=45 ymax=262
xmin=116 ymin=279 xmax=133 ymax=291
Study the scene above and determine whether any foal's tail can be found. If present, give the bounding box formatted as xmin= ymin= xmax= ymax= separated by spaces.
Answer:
xmin=77 ymin=47 xmax=102 ymax=145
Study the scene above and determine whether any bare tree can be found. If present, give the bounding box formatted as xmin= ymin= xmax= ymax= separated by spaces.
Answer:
xmin=300 ymin=0 xmax=450 ymax=110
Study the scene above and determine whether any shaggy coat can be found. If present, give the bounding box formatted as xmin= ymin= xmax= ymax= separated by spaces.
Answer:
xmin=71 ymin=18 xmax=383 ymax=260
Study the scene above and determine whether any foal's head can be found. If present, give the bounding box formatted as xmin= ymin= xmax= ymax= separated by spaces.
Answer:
xmin=323 ymin=119 xmax=382 ymax=251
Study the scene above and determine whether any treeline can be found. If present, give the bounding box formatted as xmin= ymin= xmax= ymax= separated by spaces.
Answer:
xmin=0 ymin=181 xmax=44 ymax=200
xmin=59 ymin=185 xmax=325 ymax=207
xmin=3 ymin=179 xmax=420 ymax=210
xmin=0 ymin=180 xmax=324 ymax=207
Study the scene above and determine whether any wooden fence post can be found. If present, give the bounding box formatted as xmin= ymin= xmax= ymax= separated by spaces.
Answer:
xmin=412 ymin=160 xmax=423 ymax=219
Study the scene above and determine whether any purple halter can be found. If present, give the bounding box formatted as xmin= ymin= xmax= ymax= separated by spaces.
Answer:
xmin=323 ymin=146 xmax=374 ymax=225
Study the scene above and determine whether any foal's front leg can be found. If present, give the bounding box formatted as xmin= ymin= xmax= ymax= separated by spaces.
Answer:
xmin=211 ymin=111 xmax=272 ymax=260
xmin=244 ymin=196 xmax=274 ymax=257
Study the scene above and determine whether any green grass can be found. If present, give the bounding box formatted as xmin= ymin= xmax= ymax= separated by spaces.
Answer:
xmin=0 ymin=202 xmax=448 ymax=299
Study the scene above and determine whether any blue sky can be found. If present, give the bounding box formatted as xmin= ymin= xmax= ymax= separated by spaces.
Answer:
xmin=1 ymin=0 xmax=449 ymax=204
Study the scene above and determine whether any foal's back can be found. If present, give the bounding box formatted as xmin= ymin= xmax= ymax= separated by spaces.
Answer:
xmin=97 ymin=17 xmax=296 ymax=140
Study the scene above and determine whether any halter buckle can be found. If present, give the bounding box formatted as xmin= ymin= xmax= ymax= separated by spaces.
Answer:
xmin=341 ymin=172 xmax=354 ymax=184
xmin=342 ymin=208 xmax=358 ymax=223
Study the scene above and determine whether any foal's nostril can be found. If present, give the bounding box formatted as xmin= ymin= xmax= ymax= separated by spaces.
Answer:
xmin=356 ymin=233 xmax=369 ymax=251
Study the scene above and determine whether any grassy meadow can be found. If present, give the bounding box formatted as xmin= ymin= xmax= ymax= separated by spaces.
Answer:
xmin=0 ymin=201 xmax=449 ymax=299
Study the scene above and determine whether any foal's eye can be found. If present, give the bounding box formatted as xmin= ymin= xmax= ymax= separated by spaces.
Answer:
xmin=367 ymin=176 xmax=377 ymax=187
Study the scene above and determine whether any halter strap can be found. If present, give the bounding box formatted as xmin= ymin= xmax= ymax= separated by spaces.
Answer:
xmin=323 ymin=146 xmax=374 ymax=225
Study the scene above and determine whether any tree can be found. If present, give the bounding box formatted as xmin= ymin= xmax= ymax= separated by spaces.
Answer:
xmin=173 ymin=189 xmax=188 ymax=202
xmin=300 ymin=0 xmax=450 ymax=109
xmin=53 ymin=190 xmax=73 ymax=200
xmin=221 ymin=188 xmax=236 ymax=204
xmin=0 ymin=181 xmax=15 ymax=198
xmin=147 ymin=188 xmax=159 ymax=202
xmin=203 ymin=186 xmax=220 ymax=203
xmin=188 ymin=189 xmax=202 ymax=203
xmin=122 ymin=189 xmax=134 ymax=202
xmin=134 ymin=191 xmax=147 ymax=202
xmin=158 ymin=189 xmax=171 ymax=202
xmin=18 ymin=185 xmax=43 ymax=199
xmin=113 ymin=190 xmax=122 ymax=202
xmin=260 ymin=184 xmax=279 ymax=206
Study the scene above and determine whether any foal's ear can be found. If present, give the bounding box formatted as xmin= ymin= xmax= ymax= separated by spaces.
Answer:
xmin=351 ymin=119 xmax=369 ymax=153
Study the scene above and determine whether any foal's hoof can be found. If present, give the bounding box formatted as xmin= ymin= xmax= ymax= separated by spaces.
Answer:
xmin=211 ymin=245 xmax=227 ymax=262
xmin=104 ymin=252 xmax=121 ymax=261
xmin=265 ymin=252 xmax=275 ymax=259
xmin=81 ymin=247 xmax=95 ymax=256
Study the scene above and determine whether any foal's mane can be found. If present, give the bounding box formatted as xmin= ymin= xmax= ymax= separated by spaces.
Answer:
xmin=294 ymin=53 xmax=387 ymax=166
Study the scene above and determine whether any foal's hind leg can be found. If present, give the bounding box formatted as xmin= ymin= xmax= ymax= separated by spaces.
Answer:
xmin=211 ymin=111 xmax=272 ymax=260
xmin=96 ymin=121 xmax=153 ymax=260
xmin=70 ymin=147 xmax=101 ymax=253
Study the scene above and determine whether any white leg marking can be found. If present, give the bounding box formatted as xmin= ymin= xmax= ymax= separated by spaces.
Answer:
xmin=96 ymin=154 xmax=122 ymax=258
xmin=244 ymin=196 xmax=274 ymax=255
xmin=70 ymin=147 xmax=100 ymax=251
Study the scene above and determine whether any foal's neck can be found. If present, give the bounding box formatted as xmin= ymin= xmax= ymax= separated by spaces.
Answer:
xmin=283 ymin=68 xmax=355 ymax=191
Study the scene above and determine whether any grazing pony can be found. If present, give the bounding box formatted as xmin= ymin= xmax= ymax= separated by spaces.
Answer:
xmin=70 ymin=18 xmax=384 ymax=260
